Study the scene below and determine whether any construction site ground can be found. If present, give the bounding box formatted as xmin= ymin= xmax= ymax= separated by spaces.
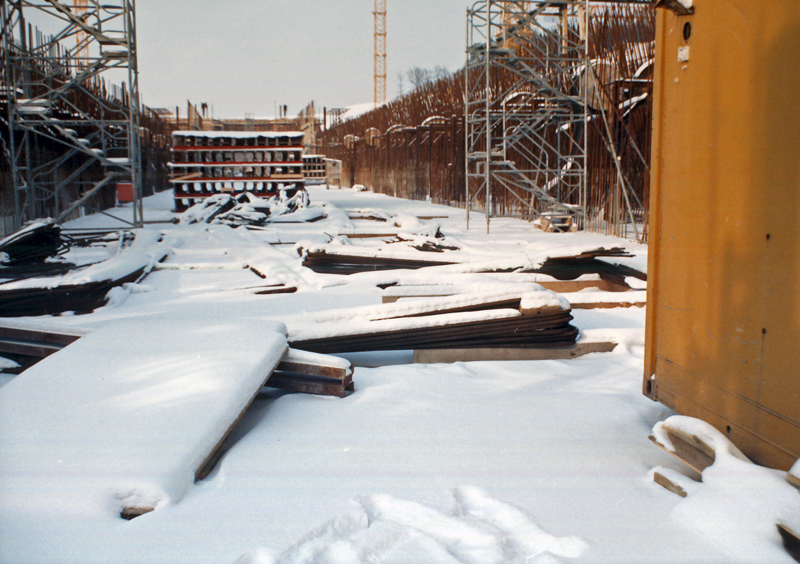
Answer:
xmin=0 ymin=186 xmax=796 ymax=564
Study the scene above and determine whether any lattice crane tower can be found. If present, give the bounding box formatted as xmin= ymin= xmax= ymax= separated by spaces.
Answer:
xmin=374 ymin=0 xmax=387 ymax=108
xmin=75 ymin=0 xmax=89 ymax=64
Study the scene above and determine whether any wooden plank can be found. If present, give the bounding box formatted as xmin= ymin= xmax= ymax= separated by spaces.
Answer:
xmin=649 ymin=429 xmax=715 ymax=476
xmin=169 ymin=171 xmax=202 ymax=183
xmin=340 ymin=233 xmax=400 ymax=239
xmin=371 ymin=297 xmax=523 ymax=321
xmin=777 ymin=524 xmax=800 ymax=562
xmin=570 ymin=301 xmax=646 ymax=310
xmin=786 ymin=472 xmax=800 ymax=491
xmin=276 ymin=360 xmax=349 ymax=379
xmin=291 ymin=312 xmax=578 ymax=354
xmin=265 ymin=372 xmax=352 ymax=398
xmin=0 ymin=318 xmax=288 ymax=521
xmin=381 ymin=279 xmax=632 ymax=303
xmin=652 ymin=471 xmax=688 ymax=498
xmin=120 ymin=506 xmax=155 ymax=520
xmin=254 ymin=286 xmax=297 ymax=295
xmin=279 ymin=348 xmax=352 ymax=378
xmin=413 ymin=341 xmax=617 ymax=363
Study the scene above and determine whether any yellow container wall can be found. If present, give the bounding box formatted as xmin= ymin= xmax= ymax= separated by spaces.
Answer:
xmin=644 ymin=0 xmax=800 ymax=470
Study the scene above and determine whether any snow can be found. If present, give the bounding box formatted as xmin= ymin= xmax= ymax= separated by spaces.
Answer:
xmin=651 ymin=416 xmax=800 ymax=563
xmin=0 ymin=318 xmax=287 ymax=521
xmin=0 ymin=187 xmax=795 ymax=564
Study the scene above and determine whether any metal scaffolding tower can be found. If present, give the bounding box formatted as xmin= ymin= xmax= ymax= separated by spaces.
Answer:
xmin=1 ymin=0 xmax=143 ymax=231
xmin=465 ymin=0 xmax=589 ymax=232
xmin=373 ymin=0 xmax=387 ymax=108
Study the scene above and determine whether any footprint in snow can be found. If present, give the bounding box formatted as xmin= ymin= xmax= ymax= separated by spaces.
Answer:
xmin=235 ymin=487 xmax=588 ymax=564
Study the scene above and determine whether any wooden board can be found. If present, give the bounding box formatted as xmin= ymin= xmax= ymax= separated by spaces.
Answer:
xmin=413 ymin=341 xmax=617 ymax=363
xmin=0 ymin=319 xmax=288 ymax=519
xmin=652 ymin=471 xmax=688 ymax=498
xmin=570 ymin=301 xmax=646 ymax=310
xmin=381 ymin=279 xmax=632 ymax=303
xmin=649 ymin=429 xmax=715 ymax=476
xmin=0 ymin=321 xmax=88 ymax=360
xmin=777 ymin=524 xmax=800 ymax=562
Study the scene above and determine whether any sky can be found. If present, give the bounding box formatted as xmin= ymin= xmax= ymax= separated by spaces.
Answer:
xmin=135 ymin=0 xmax=478 ymax=119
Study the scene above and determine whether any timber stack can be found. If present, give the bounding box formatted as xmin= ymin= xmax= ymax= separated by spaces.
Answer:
xmin=170 ymin=131 xmax=306 ymax=212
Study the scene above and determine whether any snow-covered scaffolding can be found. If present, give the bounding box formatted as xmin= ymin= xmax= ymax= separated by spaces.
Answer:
xmin=0 ymin=0 xmax=143 ymax=230
xmin=465 ymin=0 xmax=589 ymax=233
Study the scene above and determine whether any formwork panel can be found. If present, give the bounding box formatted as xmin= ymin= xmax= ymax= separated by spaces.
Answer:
xmin=644 ymin=0 xmax=800 ymax=470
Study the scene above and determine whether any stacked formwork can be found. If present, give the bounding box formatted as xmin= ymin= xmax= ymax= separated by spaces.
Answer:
xmin=302 ymin=154 xmax=326 ymax=185
xmin=170 ymin=131 xmax=305 ymax=212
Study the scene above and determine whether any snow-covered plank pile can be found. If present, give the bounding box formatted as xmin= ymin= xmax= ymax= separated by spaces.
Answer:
xmin=382 ymin=280 xmax=647 ymax=310
xmin=301 ymin=244 xmax=457 ymax=274
xmin=380 ymin=273 xmax=631 ymax=301
xmin=301 ymin=242 xmax=646 ymax=293
xmin=0 ymin=229 xmax=168 ymax=317
xmin=0 ymin=318 xmax=288 ymax=519
xmin=268 ymin=348 xmax=354 ymax=397
xmin=285 ymin=287 xmax=582 ymax=354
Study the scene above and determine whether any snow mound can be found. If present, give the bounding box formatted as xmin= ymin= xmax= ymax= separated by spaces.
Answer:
xmin=651 ymin=416 xmax=800 ymax=563
xmin=237 ymin=488 xmax=588 ymax=564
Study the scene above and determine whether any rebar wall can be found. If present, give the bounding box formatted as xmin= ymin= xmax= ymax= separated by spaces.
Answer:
xmin=1 ymin=0 xmax=146 ymax=232
xmin=319 ymin=1 xmax=654 ymax=241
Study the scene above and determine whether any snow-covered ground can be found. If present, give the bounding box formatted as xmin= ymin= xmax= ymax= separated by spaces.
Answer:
xmin=0 ymin=187 xmax=797 ymax=564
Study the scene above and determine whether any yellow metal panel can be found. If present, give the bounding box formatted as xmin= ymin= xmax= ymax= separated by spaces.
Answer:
xmin=645 ymin=0 xmax=800 ymax=470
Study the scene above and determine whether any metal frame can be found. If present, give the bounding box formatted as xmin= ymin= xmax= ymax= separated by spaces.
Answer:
xmin=1 ymin=0 xmax=143 ymax=231
xmin=465 ymin=0 xmax=589 ymax=232
xmin=373 ymin=0 xmax=387 ymax=109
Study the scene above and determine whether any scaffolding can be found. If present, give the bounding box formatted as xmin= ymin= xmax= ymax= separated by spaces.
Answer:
xmin=1 ymin=0 xmax=143 ymax=231
xmin=465 ymin=0 xmax=589 ymax=232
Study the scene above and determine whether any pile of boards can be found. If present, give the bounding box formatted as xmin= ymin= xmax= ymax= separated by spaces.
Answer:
xmin=302 ymin=248 xmax=454 ymax=274
xmin=286 ymin=288 xmax=579 ymax=354
xmin=301 ymin=245 xmax=646 ymax=290
xmin=0 ymin=318 xmax=354 ymax=522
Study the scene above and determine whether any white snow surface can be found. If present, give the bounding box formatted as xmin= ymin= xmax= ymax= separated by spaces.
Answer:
xmin=0 ymin=187 xmax=795 ymax=564
xmin=0 ymin=318 xmax=287 ymax=523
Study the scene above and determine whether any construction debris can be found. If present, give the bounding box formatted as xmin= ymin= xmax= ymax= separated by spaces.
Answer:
xmin=0 ymin=230 xmax=168 ymax=317
xmin=0 ymin=220 xmax=66 ymax=264
xmin=522 ymin=248 xmax=645 ymax=288
xmin=180 ymin=190 xmax=311 ymax=227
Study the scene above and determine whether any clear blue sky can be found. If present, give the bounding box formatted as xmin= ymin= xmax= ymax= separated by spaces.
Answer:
xmin=136 ymin=0 xmax=477 ymax=119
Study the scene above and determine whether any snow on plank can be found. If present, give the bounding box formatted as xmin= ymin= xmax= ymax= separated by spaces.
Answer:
xmin=0 ymin=318 xmax=287 ymax=519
